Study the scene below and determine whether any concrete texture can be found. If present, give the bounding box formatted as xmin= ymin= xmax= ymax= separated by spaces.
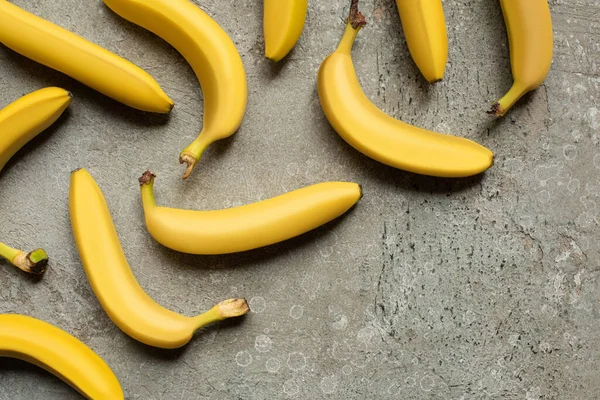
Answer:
xmin=0 ymin=0 xmax=598 ymax=398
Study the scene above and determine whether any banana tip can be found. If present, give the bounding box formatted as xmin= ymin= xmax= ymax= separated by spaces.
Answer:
xmin=487 ymin=102 xmax=503 ymax=117
xmin=217 ymin=298 xmax=250 ymax=319
xmin=349 ymin=0 xmax=367 ymax=29
xmin=139 ymin=170 xmax=156 ymax=186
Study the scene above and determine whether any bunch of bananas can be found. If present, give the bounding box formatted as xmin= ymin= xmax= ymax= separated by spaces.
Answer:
xmin=0 ymin=0 xmax=553 ymax=397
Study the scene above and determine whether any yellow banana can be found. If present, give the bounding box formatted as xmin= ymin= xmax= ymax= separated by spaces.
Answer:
xmin=103 ymin=0 xmax=248 ymax=179
xmin=0 ymin=314 xmax=124 ymax=399
xmin=139 ymin=171 xmax=361 ymax=255
xmin=0 ymin=87 xmax=71 ymax=174
xmin=0 ymin=0 xmax=173 ymax=113
xmin=69 ymin=169 xmax=249 ymax=349
xmin=318 ymin=1 xmax=493 ymax=178
xmin=0 ymin=243 xmax=48 ymax=275
xmin=490 ymin=0 xmax=553 ymax=116
xmin=264 ymin=0 xmax=308 ymax=62
xmin=0 ymin=87 xmax=71 ymax=276
xmin=395 ymin=0 xmax=448 ymax=83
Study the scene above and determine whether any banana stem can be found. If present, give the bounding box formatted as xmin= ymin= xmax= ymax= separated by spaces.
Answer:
xmin=0 ymin=242 xmax=20 ymax=263
xmin=179 ymin=131 xmax=212 ymax=180
xmin=348 ymin=0 xmax=367 ymax=30
xmin=191 ymin=299 xmax=250 ymax=331
xmin=337 ymin=0 xmax=366 ymax=54
xmin=489 ymin=82 xmax=528 ymax=116
xmin=139 ymin=170 xmax=157 ymax=211
xmin=0 ymin=242 xmax=48 ymax=275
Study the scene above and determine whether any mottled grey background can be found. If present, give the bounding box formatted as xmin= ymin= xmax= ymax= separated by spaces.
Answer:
xmin=0 ymin=0 xmax=598 ymax=399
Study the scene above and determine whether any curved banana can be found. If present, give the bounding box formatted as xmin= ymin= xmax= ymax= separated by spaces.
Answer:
xmin=490 ymin=0 xmax=553 ymax=116
xmin=139 ymin=171 xmax=361 ymax=255
xmin=317 ymin=1 xmax=493 ymax=178
xmin=0 ymin=243 xmax=48 ymax=275
xmin=0 ymin=87 xmax=71 ymax=174
xmin=264 ymin=0 xmax=308 ymax=62
xmin=103 ymin=0 xmax=248 ymax=178
xmin=0 ymin=87 xmax=71 ymax=277
xmin=0 ymin=314 xmax=124 ymax=399
xmin=69 ymin=169 xmax=249 ymax=349
xmin=395 ymin=0 xmax=448 ymax=83
xmin=0 ymin=0 xmax=173 ymax=113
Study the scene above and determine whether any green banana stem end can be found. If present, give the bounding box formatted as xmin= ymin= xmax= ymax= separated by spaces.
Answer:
xmin=13 ymin=249 xmax=48 ymax=275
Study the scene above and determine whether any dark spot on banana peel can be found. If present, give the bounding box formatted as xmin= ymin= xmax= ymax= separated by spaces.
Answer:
xmin=349 ymin=0 xmax=367 ymax=29
xmin=358 ymin=184 xmax=363 ymax=201
xmin=138 ymin=170 xmax=156 ymax=186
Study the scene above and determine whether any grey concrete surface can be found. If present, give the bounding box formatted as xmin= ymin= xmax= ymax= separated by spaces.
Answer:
xmin=0 ymin=0 xmax=598 ymax=398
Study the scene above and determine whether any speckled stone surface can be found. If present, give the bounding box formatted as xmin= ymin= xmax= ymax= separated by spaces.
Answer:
xmin=0 ymin=0 xmax=599 ymax=399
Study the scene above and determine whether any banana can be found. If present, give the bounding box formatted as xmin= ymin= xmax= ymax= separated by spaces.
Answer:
xmin=490 ymin=0 xmax=553 ymax=116
xmin=395 ymin=0 xmax=448 ymax=83
xmin=103 ymin=0 xmax=248 ymax=179
xmin=317 ymin=0 xmax=493 ymax=178
xmin=264 ymin=0 xmax=308 ymax=62
xmin=0 ymin=87 xmax=71 ymax=276
xmin=69 ymin=169 xmax=249 ymax=349
xmin=0 ymin=314 xmax=124 ymax=399
xmin=0 ymin=243 xmax=48 ymax=275
xmin=0 ymin=87 xmax=71 ymax=174
xmin=0 ymin=0 xmax=173 ymax=114
xmin=139 ymin=171 xmax=361 ymax=255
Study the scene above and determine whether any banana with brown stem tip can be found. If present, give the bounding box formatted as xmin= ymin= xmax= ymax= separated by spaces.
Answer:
xmin=490 ymin=0 xmax=553 ymax=116
xmin=0 ymin=87 xmax=72 ymax=275
xmin=103 ymin=0 xmax=248 ymax=178
xmin=318 ymin=0 xmax=493 ymax=178
xmin=70 ymin=169 xmax=249 ymax=349
xmin=139 ymin=171 xmax=362 ymax=255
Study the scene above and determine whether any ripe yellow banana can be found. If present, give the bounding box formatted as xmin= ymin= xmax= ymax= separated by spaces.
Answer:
xmin=103 ymin=0 xmax=248 ymax=179
xmin=0 ymin=242 xmax=48 ymax=275
xmin=0 ymin=87 xmax=71 ymax=174
xmin=490 ymin=0 xmax=553 ymax=116
xmin=69 ymin=169 xmax=249 ymax=349
xmin=139 ymin=171 xmax=361 ymax=255
xmin=0 ymin=314 xmax=124 ymax=399
xmin=0 ymin=0 xmax=173 ymax=114
xmin=395 ymin=0 xmax=448 ymax=83
xmin=264 ymin=0 xmax=308 ymax=61
xmin=318 ymin=1 xmax=493 ymax=178
xmin=0 ymin=87 xmax=71 ymax=276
